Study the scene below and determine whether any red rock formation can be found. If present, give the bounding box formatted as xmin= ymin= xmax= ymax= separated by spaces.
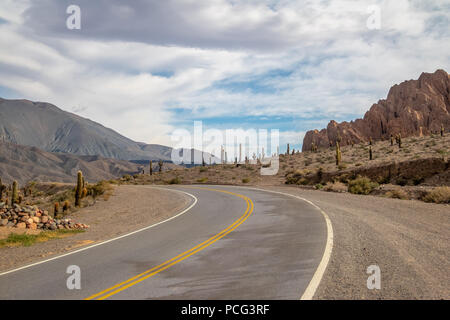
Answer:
xmin=302 ymin=69 xmax=450 ymax=151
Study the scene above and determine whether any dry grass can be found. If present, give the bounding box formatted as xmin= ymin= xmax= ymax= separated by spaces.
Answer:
xmin=422 ymin=186 xmax=450 ymax=204
xmin=324 ymin=181 xmax=347 ymax=193
xmin=385 ymin=188 xmax=410 ymax=200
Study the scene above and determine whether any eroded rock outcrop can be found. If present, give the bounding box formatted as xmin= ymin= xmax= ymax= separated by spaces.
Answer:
xmin=302 ymin=69 xmax=450 ymax=151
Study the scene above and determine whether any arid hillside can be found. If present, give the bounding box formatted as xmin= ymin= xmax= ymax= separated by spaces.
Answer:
xmin=0 ymin=141 xmax=142 ymax=185
xmin=124 ymin=133 xmax=449 ymax=202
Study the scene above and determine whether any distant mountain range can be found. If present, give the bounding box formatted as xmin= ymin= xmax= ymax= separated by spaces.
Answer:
xmin=0 ymin=97 xmax=214 ymax=184
xmin=302 ymin=69 xmax=450 ymax=151
xmin=0 ymin=140 xmax=141 ymax=184
xmin=0 ymin=98 xmax=173 ymax=161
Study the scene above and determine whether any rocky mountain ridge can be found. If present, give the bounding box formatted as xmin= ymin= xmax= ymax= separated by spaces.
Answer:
xmin=302 ymin=69 xmax=450 ymax=151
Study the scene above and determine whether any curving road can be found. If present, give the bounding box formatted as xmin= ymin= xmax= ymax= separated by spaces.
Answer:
xmin=0 ymin=185 xmax=329 ymax=300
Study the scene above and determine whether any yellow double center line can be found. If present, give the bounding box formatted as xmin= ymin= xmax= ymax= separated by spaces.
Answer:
xmin=85 ymin=187 xmax=254 ymax=300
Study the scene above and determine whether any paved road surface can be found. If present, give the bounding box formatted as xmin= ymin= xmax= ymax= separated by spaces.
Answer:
xmin=0 ymin=185 xmax=328 ymax=300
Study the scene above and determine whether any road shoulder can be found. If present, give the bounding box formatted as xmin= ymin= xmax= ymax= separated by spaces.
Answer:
xmin=259 ymin=186 xmax=450 ymax=299
xmin=0 ymin=185 xmax=192 ymax=272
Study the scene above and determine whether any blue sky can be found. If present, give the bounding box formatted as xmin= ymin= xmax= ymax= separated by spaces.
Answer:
xmin=0 ymin=0 xmax=448 ymax=152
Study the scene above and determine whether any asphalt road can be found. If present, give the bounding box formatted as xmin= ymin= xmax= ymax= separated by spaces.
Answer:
xmin=0 ymin=185 xmax=328 ymax=300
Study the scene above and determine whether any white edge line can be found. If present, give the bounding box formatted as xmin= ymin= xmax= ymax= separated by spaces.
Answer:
xmin=219 ymin=185 xmax=333 ymax=301
xmin=0 ymin=187 xmax=198 ymax=277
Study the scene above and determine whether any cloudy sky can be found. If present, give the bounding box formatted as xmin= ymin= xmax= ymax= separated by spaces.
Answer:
xmin=0 ymin=0 xmax=449 ymax=151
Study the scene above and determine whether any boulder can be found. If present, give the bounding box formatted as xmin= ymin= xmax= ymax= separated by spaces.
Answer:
xmin=16 ymin=222 xmax=26 ymax=229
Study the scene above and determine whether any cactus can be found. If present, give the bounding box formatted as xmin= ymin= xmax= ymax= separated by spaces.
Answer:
xmin=292 ymin=148 xmax=295 ymax=155
xmin=0 ymin=177 xmax=4 ymax=199
xmin=63 ymin=200 xmax=70 ymax=213
xmin=369 ymin=137 xmax=373 ymax=146
xmin=369 ymin=145 xmax=373 ymax=160
xmin=75 ymin=170 xmax=83 ymax=207
xmin=82 ymin=187 xmax=88 ymax=198
xmin=158 ymin=159 xmax=164 ymax=172
xmin=390 ymin=134 xmax=394 ymax=146
xmin=286 ymin=143 xmax=290 ymax=155
xmin=11 ymin=180 xmax=18 ymax=205
xmin=149 ymin=160 xmax=153 ymax=175
xmin=398 ymin=134 xmax=402 ymax=148
xmin=335 ymin=141 xmax=342 ymax=166
xmin=441 ymin=124 xmax=445 ymax=137
xmin=54 ymin=202 xmax=60 ymax=217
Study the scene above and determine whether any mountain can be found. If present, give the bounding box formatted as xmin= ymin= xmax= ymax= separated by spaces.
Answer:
xmin=302 ymin=69 xmax=450 ymax=151
xmin=0 ymin=141 xmax=141 ymax=185
xmin=0 ymin=98 xmax=172 ymax=161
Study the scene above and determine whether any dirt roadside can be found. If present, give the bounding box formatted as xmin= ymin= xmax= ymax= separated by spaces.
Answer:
xmin=259 ymin=186 xmax=450 ymax=299
xmin=0 ymin=185 xmax=191 ymax=272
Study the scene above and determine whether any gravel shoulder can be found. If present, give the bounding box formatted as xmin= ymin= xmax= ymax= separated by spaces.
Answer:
xmin=0 ymin=185 xmax=191 ymax=272
xmin=260 ymin=186 xmax=450 ymax=299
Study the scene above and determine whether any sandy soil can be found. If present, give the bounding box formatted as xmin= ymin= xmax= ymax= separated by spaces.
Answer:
xmin=260 ymin=186 xmax=450 ymax=299
xmin=0 ymin=185 xmax=191 ymax=272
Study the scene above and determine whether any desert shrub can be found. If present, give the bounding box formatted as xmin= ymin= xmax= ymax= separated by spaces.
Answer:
xmin=324 ymin=181 xmax=347 ymax=193
xmin=315 ymin=184 xmax=324 ymax=190
xmin=422 ymin=187 xmax=450 ymax=204
xmin=338 ymin=163 xmax=348 ymax=170
xmin=122 ymin=174 xmax=132 ymax=181
xmin=242 ymin=178 xmax=250 ymax=183
xmin=412 ymin=176 xmax=425 ymax=186
xmin=396 ymin=177 xmax=408 ymax=186
xmin=385 ymin=189 xmax=409 ymax=200
xmin=348 ymin=176 xmax=378 ymax=195
xmin=87 ymin=181 xmax=113 ymax=199
xmin=168 ymin=177 xmax=181 ymax=184
xmin=199 ymin=167 xmax=208 ymax=173
xmin=196 ymin=177 xmax=208 ymax=183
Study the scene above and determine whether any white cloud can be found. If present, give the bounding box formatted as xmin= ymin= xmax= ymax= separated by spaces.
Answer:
xmin=0 ymin=0 xmax=448 ymax=148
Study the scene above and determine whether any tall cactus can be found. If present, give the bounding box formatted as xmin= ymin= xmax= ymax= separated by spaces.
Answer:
xmin=369 ymin=145 xmax=373 ymax=160
xmin=398 ymin=134 xmax=402 ymax=148
xmin=441 ymin=124 xmax=445 ymax=137
xmin=11 ymin=180 xmax=18 ymax=205
xmin=286 ymin=143 xmax=290 ymax=156
xmin=158 ymin=160 xmax=163 ymax=172
xmin=0 ymin=177 xmax=4 ymax=199
xmin=75 ymin=170 xmax=83 ymax=207
xmin=390 ymin=134 xmax=394 ymax=146
xmin=335 ymin=141 xmax=341 ymax=166
xmin=149 ymin=160 xmax=153 ymax=175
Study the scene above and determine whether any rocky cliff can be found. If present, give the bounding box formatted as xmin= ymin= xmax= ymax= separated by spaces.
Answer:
xmin=302 ymin=69 xmax=450 ymax=151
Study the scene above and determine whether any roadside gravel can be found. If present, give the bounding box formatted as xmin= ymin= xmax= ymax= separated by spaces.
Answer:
xmin=260 ymin=186 xmax=450 ymax=299
xmin=0 ymin=185 xmax=191 ymax=272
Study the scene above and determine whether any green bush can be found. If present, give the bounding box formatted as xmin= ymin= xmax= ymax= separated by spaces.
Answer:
xmin=348 ymin=176 xmax=378 ymax=195
xmin=242 ymin=178 xmax=250 ymax=183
